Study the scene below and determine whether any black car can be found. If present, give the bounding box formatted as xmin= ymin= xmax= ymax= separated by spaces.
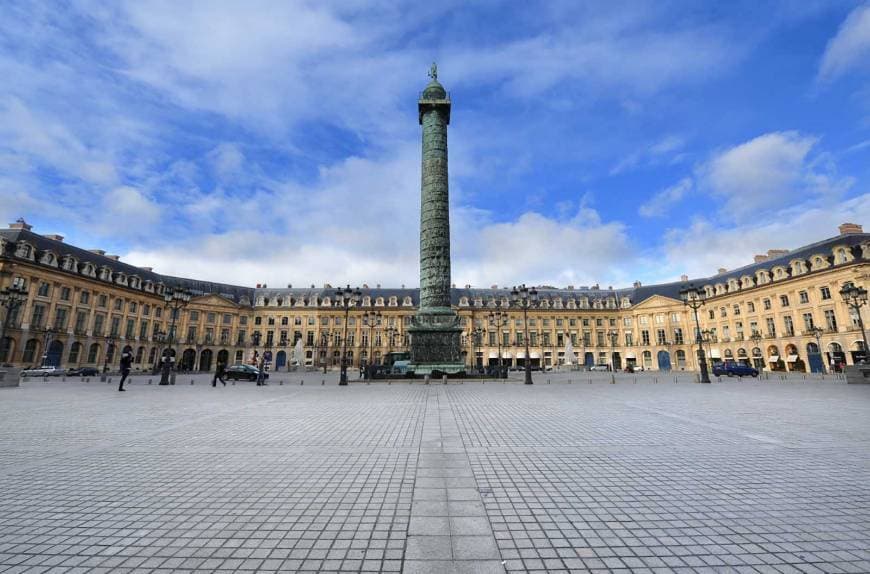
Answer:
xmin=67 ymin=367 xmax=99 ymax=376
xmin=225 ymin=364 xmax=269 ymax=381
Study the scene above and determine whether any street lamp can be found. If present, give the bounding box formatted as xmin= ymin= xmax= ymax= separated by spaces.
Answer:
xmin=251 ymin=330 xmax=264 ymax=384
xmin=488 ymin=310 xmax=508 ymax=378
xmin=39 ymin=326 xmax=56 ymax=368
xmin=102 ymin=332 xmax=115 ymax=374
xmin=679 ymin=284 xmax=711 ymax=384
xmin=159 ymin=287 xmax=191 ymax=385
xmin=840 ymin=282 xmax=868 ymax=363
xmin=152 ymin=330 xmax=166 ymax=374
xmin=809 ymin=325 xmax=826 ymax=374
xmin=749 ymin=330 xmax=762 ymax=371
xmin=364 ymin=309 xmax=381 ymax=379
xmin=472 ymin=326 xmax=486 ymax=374
xmin=335 ymin=285 xmax=361 ymax=385
xmin=511 ymin=284 xmax=538 ymax=385
xmin=0 ymin=277 xmax=28 ymax=363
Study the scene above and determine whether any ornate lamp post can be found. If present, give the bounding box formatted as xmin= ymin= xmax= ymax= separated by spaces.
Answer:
xmin=159 ymin=287 xmax=191 ymax=385
xmin=472 ymin=326 xmax=486 ymax=374
xmin=750 ymin=330 xmax=763 ymax=371
xmin=511 ymin=284 xmax=538 ymax=385
xmin=840 ymin=282 xmax=868 ymax=363
xmin=363 ymin=309 xmax=381 ymax=378
xmin=0 ymin=277 xmax=28 ymax=363
xmin=335 ymin=285 xmax=361 ymax=385
xmin=152 ymin=330 xmax=166 ymax=374
xmin=102 ymin=332 xmax=115 ymax=375
xmin=39 ymin=326 xmax=56 ymax=368
xmin=680 ymin=284 xmax=711 ymax=384
xmin=607 ymin=329 xmax=619 ymax=372
xmin=808 ymin=325 xmax=826 ymax=374
xmin=488 ymin=310 xmax=508 ymax=378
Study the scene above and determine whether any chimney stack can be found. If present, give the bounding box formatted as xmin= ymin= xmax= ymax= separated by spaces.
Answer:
xmin=43 ymin=234 xmax=64 ymax=242
xmin=9 ymin=218 xmax=32 ymax=231
xmin=767 ymin=249 xmax=789 ymax=258
xmin=753 ymin=255 xmax=768 ymax=263
xmin=106 ymin=255 xmax=120 ymax=261
xmin=717 ymin=267 xmax=727 ymax=274
xmin=680 ymin=274 xmax=688 ymax=282
xmin=88 ymin=249 xmax=106 ymax=256
xmin=838 ymin=222 xmax=863 ymax=235
xmin=633 ymin=280 xmax=642 ymax=288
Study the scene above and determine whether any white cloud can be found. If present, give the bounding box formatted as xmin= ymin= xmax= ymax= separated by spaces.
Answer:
xmin=818 ymin=4 xmax=870 ymax=82
xmin=699 ymin=131 xmax=852 ymax=216
xmin=100 ymin=186 xmax=161 ymax=235
xmin=638 ymin=177 xmax=693 ymax=217
xmin=610 ymin=134 xmax=686 ymax=175
xmin=654 ymin=193 xmax=870 ymax=282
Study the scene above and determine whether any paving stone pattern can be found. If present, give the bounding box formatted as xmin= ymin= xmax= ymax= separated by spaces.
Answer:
xmin=0 ymin=374 xmax=868 ymax=573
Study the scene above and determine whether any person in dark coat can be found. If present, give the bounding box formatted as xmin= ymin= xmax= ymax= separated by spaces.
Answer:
xmin=213 ymin=362 xmax=227 ymax=387
xmin=118 ymin=350 xmax=133 ymax=392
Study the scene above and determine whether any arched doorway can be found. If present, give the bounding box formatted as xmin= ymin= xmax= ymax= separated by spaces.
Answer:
xmin=768 ymin=345 xmax=785 ymax=371
xmin=852 ymin=340 xmax=867 ymax=365
xmin=751 ymin=347 xmax=763 ymax=370
xmin=275 ymin=350 xmax=287 ymax=370
xmin=87 ymin=343 xmax=100 ymax=364
xmin=199 ymin=349 xmax=213 ymax=372
xmin=584 ymin=352 xmax=594 ymax=367
xmin=181 ymin=348 xmax=196 ymax=371
xmin=806 ymin=342 xmax=823 ymax=373
xmin=737 ymin=348 xmax=749 ymax=365
xmin=827 ymin=342 xmax=846 ymax=372
xmin=46 ymin=340 xmax=63 ymax=367
xmin=217 ymin=349 xmax=229 ymax=368
xmin=785 ymin=344 xmax=804 ymax=372
xmin=22 ymin=339 xmax=39 ymax=364
xmin=0 ymin=337 xmax=15 ymax=364
xmin=657 ymin=350 xmax=671 ymax=371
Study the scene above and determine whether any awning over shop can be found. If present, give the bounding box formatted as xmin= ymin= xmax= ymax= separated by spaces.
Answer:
xmin=787 ymin=354 xmax=799 ymax=362
xmin=625 ymin=352 xmax=636 ymax=359
xmin=710 ymin=349 xmax=721 ymax=358
xmin=488 ymin=351 xmax=499 ymax=358
xmin=516 ymin=351 xmax=526 ymax=359
xmin=769 ymin=355 xmax=780 ymax=362
xmin=530 ymin=352 xmax=541 ymax=359
xmin=502 ymin=352 xmax=513 ymax=359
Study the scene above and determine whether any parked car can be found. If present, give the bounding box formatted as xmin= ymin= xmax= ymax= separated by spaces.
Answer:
xmin=225 ymin=364 xmax=269 ymax=381
xmin=712 ymin=362 xmax=759 ymax=377
xmin=20 ymin=366 xmax=63 ymax=377
xmin=589 ymin=364 xmax=610 ymax=372
xmin=66 ymin=367 xmax=99 ymax=376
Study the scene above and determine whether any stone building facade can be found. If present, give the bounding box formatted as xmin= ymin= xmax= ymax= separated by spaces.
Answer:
xmin=1 ymin=220 xmax=867 ymax=374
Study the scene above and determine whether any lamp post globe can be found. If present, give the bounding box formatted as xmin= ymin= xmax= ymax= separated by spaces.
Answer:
xmin=0 ymin=277 xmax=28 ymax=363
xmin=840 ymin=283 xmax=869 ymax=364
xmin=336 ymin=285 xmax=361 ymax=385
xmin=511 ymin=284 xmax=538 ymax=385
xmin=159 ymin=287 xmax=191 ymax=385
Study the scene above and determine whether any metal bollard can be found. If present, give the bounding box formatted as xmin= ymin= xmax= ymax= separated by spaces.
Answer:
xmin=442 ymin=374 xmax=447 ymax=385
xmin=148 ymin=379 xmax=152 ymax=384
xmin=279 ymin=379 xmax=283 ymax=385
xmin=232 ymin=380 xmax=235 ymax=385
xmin=300 ymin=380 xmax=304 ymax=385
xmin=322 ymin=379 xmax=325 ymax=385
xmin=62 ymin=377 xmax=66 ymax=382
xmin=190 ymin=379 xmax=194 ymax=385
xmin=425 ymin=375 xmax=430 ymax=385
xmin=108 ymin=378 xmax=112 ymax=384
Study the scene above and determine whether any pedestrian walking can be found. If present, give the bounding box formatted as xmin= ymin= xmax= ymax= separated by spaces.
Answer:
xmin=118 ymin=349 xmax=133 ymax=392
xmin=213 ymin=362 xmax=227 ymax=387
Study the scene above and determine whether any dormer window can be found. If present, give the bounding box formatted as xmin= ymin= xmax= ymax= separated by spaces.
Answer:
xmin=403 ymin=296 xmax=413 ymax=306
xmin=553 ymin=297 xmax=563 ymax=309
xmin=593 ymin=299 xmax=603 ymax=309
xmin=99 ymin=267 xmax=112 ymax=281
xmin=539 ymin=299 xmax=550 ymax=309
xmin=566 ymin=299 xmax=576 ymax=309
xmin=388 ymin=296 xmax=397 ymax=306
xmin=459 ymin=297 xmax=469 ymax=306
xmin=322 ymin=297 xmax=331 ymax=307
xmin=39 ymin=251 xmax=58 ymax=267
xmin=375 ymin=297 xmax=384 ymax=307
xmin=621 ymin=297 xmax=631 ymax=308
xmin=15 ymin=242 xmax=34 ymax=260
xmin=772 ymin=266 xmax=787 ymax=280
xmin=833 ymin=246 xmax=853 ymax=264
xmin=741 ymin=276 xmax=754 ymax=289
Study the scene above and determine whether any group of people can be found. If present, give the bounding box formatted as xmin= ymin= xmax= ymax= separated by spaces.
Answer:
xmin=117 ymin=354 xmax=230 ymax=391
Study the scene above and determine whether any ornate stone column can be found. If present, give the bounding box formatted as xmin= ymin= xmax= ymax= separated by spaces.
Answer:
xmin=408 ymin=64 xmax=464 ymax=374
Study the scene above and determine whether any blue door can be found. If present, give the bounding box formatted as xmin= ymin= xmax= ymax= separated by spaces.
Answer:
xmin=45 ymin=340 xmax=63 ymax=367
xmin=276 ymin=350 xmax=287 ymax=369
xmin=807 ymin=353 xmax=824 ymax=373
xmin=584 ymin=352 xmax=594 ymax=367
xmin=657 ymin=350 xmax=671 ymax=371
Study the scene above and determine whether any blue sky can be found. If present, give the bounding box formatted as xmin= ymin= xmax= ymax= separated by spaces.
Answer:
xmin=1 ymin=0 xmax=869 ymax=289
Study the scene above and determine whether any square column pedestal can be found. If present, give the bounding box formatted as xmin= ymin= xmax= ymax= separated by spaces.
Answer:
xmin=408 ymin=307 xmax=465 ymax=375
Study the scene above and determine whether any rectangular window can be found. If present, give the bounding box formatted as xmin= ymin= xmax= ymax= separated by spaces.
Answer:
xmin=60 ymin=287 xmax=71 ymax=301
xmin=223 ymin=314 xmax=232 ymax=325
xmin=237 ymin=331 xmax=246 ymax=345
xmin=125 ymin=318 xmax=135 ymax=338
xmin=129 ymin=302 xmax=137 ymax=314
xmin=747 ymin=301 xmax=755 ymax=313
xmin=205 ymin=328 xmax=214 ymax=343
xmin=798 ymin=291 xmax=809 ymax=304
xmin=820 ymin=287 xmax=831 ymax=300
xmin=824 ymin=310 xmax=838 ymax=331
xmin=596 ymin=332 xmax=604 ymax=346
xmin=190 ymin=310 xmax=200 ymax=322
xmin=114 ymin=299 xmax=123 ymax=311
xmin=529 ymin=331 xmax=537 ymax=346
xmin=502 ymin=332 xmax=509 ymax=346
xmin=570 ymin=332 xmax=578 ymax=345
xmin=93 ymin=314 xmax=105 ymax=337
xmin=255 ymin=316 xmax=263 ymax=325
xmin=31 ymin=304 xmax=46 ymax=328
xmin=802 ymin=313 xmax=814 ymax=331
xmin=110 ymin=316 xmax=121 ymax=337
xmin=488 ymin=332 xmax=496 ymax=345
xmin=37 ymin=282 xmax=50 ymax=297
xmin=708 ymin=310 xmax=715 ymax=320
xmin=733 ymin=304 xmax=740 ymax=315
xmin=542 ymin=332 xmax=550 ymax=346
xmin=98 ymin=294 xmax=108 ymax=308
xmin=763 ymin=298 xmax=771 ymax=310
xmin=143 ymin=304 xmax=150 ymax=316
xmin=80 ymin=291 xmax=90 ymax=305
xmin=765 ymin=317 xmax=776 ymax=337
xmin=583 ymin=331 xmax=591 ymax=346
xmin=53 ymin=308 xmax=68 ymax=330
xmin=139 ymin=320 xmax=149 ymax=339
xmin=187 ymin=326 xmax=197 ymax=342
xmin=306 ymin=331 xmax=314 ymax=346
xmin=783 ymin=316 xmax=794 ymax=336
xmin=207 ymin=312 xmax=216 ymax=323
xmin=221 ymin=328 xmax=230 ymax=344
xmin=656 ymin=329 xmax=666 ymax=345
xmin=720 ymin=307 xmax=727 ymax=318
xmin=516 ymin=332 xmax=524 ymax=345
xmin=624 ymin=332 xmax=633 ymax=346
xmin=641 ymin=330 xmax=650 ymax=345
xmin=75 ymin=311 xmax=88 ymax=334
xmin=674 ymin=328 xmax=684 ymax=345
xmin=582 ymin=318 xmax=590 ymax=327
xmin=556 ymin=319 xmax=563 ymax=327
xmin=155 ymin=307 xmax=162 ymax=318
xmin=780 ymin=295 xmax=789 ymax=307
xmin=596 ymin=318 xmax=604 ymax=327
xmin=266 ymin=330 xmax=274 ymax=346
xmin=239 ymin=315 xmax=247 ymax=325
xmin=623 ymin=317 xmax=632 ymax=327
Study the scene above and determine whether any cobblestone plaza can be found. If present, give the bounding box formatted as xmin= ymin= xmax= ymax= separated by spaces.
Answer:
xmin=1 ymin=376 xmax=868 ymax=573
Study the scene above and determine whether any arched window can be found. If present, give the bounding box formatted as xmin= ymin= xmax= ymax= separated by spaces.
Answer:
xmin=148 ymin=347 xmax=158 ymax=364
xmin=87 ymin=343 xmax=100 ymax=363
xmin=68 ymin=342 xmax=82 ymax=363
xmin=135 ymin=346 xmax=145 ymax=363
xmin=23 ymin=339 xmax=39 ymax=364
